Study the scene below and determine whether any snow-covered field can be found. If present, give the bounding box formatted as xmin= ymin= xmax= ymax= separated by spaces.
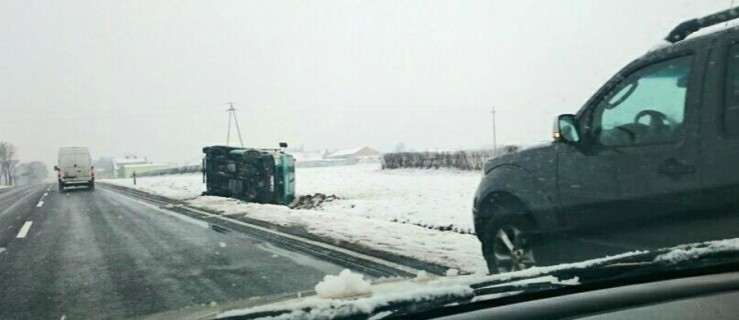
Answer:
xmin=101 ymin=164 xmax=488 ymax=273
xmin=106 ymin=172 xmax=206 ymax=200
xmin=296 ymin=164 xmax=481 ymax=232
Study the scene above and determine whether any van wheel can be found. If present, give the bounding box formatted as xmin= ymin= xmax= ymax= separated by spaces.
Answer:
xmin=480 ymin=202 xmax=539 ymax=274
xmin=58 ymin=183 xmax=64 ymax=192
xmin=89 ymin=182 xmax=95 ymax=191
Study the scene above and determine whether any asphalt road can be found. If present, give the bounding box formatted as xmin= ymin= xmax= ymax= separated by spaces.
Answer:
xmin=0 ymin=184 xmax=343 ymax=320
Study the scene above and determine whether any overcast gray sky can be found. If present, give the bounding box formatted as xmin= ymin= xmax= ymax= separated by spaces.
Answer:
xmin=0 ymin=0 xmax=732 ymax=165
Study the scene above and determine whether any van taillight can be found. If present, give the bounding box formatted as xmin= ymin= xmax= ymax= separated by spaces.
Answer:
xmin=90 ymin=167 xmax=95 ymax=177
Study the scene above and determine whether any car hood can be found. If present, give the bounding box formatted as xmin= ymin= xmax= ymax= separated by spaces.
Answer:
xmin=155 ymin=238 xmax=739 ymax=320
xmin=483 ymin=142 xmax=555 ymax=174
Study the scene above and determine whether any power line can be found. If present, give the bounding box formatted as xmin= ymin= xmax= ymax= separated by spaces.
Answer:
xmin=225 ymin=102 xmax=244 ymax=147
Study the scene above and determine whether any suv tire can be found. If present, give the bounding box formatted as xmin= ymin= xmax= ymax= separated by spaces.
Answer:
xmin=480 ymin=201 xmax=539 ymax=274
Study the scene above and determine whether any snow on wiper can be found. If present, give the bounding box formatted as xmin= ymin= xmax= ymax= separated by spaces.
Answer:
xmin=467 ymin=238 xmax=739 ymax=291
xmin=442 ymin=249 xmax=650 ymax=290
xmin=215 ymin=253 xmax=645 ymax=320
xmin=653 ymin=238 xmax=739 ymax=264
xmin=217 ymin=239 xmax=739 ymax=320
xmin=216 ymin=273 xmax=585 ymax=320
xmin=216 ymin=284 xmax=473 ymax=320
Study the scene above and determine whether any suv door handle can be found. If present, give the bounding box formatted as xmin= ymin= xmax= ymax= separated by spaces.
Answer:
xmin=658 ymin=158 xmax=696 ymax=176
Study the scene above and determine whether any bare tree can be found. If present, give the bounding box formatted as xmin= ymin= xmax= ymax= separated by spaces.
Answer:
xmin=0 ymin=143 xmax=6 ymax=185
xmin=0 ymin=142 xmax=18 ymax=185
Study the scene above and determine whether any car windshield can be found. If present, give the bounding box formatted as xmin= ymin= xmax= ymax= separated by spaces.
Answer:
xmin=1 ymin=1 xmax=738 ymax=319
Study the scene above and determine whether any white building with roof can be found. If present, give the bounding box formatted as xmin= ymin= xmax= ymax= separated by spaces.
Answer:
xmin=112 ymin=156 xmax=148 ymax=178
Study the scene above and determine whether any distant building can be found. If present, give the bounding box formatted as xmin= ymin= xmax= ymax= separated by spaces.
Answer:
xmin=326 ymin=147 xmax=381 ymax=164
xmin=288 ymin=150 xmax=346 ymax=168
xmin=112 ymin=156 xmax=148 ymax=178
xmin=290 ymin=150 xmax=324 ymax=162
xmin=288 ymin=147 xmax=381 ymax=168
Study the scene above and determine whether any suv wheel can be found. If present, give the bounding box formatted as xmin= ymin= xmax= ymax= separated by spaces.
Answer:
xmin=490 ymin=222 xmax=536 ymax=273
xmin=480 ymin=203 xmax=539 ymax=274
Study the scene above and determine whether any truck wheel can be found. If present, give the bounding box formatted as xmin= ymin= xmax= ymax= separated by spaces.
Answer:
xmin=480 ymin=203 xmax=539 ymax=274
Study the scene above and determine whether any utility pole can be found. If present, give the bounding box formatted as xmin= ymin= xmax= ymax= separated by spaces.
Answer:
xmin=225 ymin=102 xmax=244 ymax=147
xmin=491 ymin=106 xmax=498 ymax=156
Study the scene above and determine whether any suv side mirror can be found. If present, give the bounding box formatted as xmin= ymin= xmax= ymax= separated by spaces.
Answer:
xmin=553 ymin=114 xmax=580 ymax=143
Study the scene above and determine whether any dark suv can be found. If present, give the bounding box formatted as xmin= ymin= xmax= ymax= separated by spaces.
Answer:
xmin=474 ymin=8 xmax=739 ymax=274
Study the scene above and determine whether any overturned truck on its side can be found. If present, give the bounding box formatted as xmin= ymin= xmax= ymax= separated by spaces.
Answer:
xmin=202 ymin=144 xmax=295 ymax=205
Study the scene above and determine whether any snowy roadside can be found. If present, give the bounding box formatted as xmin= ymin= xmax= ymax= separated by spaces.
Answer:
xmin=104 ymin=164 xmax=482 ymax=231
xmin=187 ymin=196 xmax=488 ymax=273
xmin=101 ymin=164 xmax=488 ymax=273
xmin=102 ymin=173 xmax=205 ymax=200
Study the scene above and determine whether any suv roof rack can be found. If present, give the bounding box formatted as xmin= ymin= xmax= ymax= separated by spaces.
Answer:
xmin=666 ymin=7 xmax=739 ymax=43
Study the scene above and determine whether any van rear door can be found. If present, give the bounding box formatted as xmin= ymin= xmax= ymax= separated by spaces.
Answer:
xmin=60 ymin=152 xmax=91 ymax=180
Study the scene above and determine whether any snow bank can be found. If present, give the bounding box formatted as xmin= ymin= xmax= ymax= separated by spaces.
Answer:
xmin=314 ymin=269 xmax=371 ymax=299
xmin=102 ymin=174 xmax=204 ymax=200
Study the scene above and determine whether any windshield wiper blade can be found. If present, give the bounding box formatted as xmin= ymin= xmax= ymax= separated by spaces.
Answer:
xmin=471 ymin=239 xmax=739 ymax=291
xmin=472 ymin=277 xmax=579 ymax=297
xmin=221 ymin=240 xmax=739 ymax=320
xmin=467 ymin=250 xmax=654 ymax=291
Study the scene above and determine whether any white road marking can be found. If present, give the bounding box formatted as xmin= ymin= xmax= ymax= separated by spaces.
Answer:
xmin=16 ymin=221 xmax=33 ymax=238
xmin=36 ymin=200 xmax=44 ymax=208
xmin=0 ymin=247 xmax=6 ymax=254
xmin=43 ymin=192 xmax=48 ymax=197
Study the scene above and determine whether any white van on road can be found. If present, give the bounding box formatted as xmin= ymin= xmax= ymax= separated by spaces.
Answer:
xmin=55 ymin=147 xmax=94 ymax=191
